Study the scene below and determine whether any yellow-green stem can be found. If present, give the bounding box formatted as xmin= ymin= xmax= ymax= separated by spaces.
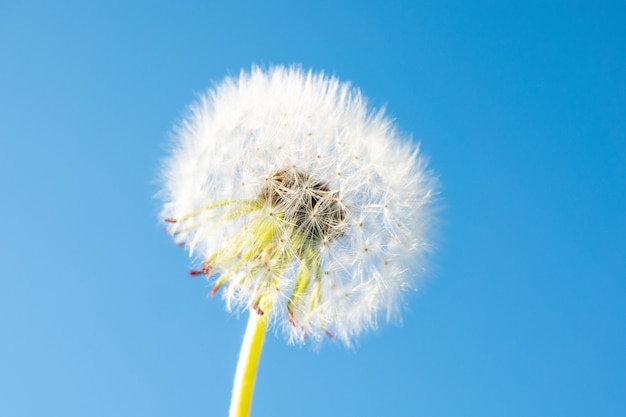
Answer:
xmin=228 ymin=309 xmax=269 ymax=417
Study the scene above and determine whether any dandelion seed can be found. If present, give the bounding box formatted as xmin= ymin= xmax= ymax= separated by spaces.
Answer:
xmin=160 ymin=65 xmax=438 ymax=416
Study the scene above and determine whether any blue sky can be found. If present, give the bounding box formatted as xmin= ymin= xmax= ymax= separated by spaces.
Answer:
xmin=1 ymin=1 xmax=625 ymax=416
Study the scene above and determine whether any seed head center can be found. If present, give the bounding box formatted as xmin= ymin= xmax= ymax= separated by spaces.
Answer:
xmin=260 ymin=167 xmax=347 ymax=241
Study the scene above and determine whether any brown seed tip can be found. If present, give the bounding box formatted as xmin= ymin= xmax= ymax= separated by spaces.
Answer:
xmin=164 ymin=218 xmax=177 ymax=223
xmin=288 ymin=310 xmax=296 ymax=327
xmin=210 ymin=284 xmax=221 ymax=297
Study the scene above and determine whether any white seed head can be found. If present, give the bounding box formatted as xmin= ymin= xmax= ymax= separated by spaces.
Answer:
xmin=160 ymin=65 xmax=438 ymax=346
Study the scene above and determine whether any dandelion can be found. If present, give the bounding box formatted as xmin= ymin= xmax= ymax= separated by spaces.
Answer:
xmin=160 ymin=66 xmax=437 ymax=416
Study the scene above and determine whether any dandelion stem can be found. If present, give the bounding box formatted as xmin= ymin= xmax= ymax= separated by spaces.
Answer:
xmin=229 ymin=309 xmax=269 ymax=417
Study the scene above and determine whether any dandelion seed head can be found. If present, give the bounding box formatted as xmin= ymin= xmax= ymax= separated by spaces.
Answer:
xmin=161 ymin=65 xmax=437 ymax=346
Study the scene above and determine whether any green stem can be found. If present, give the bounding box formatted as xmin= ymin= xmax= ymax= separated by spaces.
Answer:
xmin=229 ymin=309 xmax=269 ymax=417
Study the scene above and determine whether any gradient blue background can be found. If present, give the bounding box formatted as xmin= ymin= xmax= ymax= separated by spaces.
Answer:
xmin=1 ymin=1 xmax=625 ymax=416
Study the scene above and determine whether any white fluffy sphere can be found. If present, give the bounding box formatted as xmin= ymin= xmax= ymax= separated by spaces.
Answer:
xmin=161 ymin=66 xmax=437 ymax=345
